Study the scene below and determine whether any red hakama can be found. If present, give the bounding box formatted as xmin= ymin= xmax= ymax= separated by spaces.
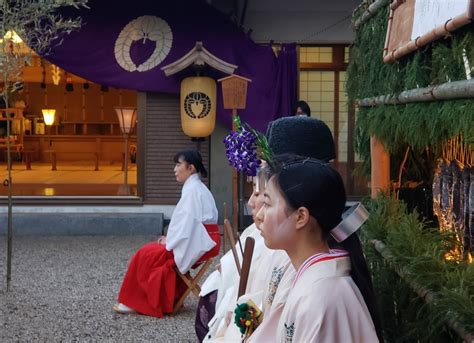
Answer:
xmin=118 ymin=224 xmax=220 ymax=317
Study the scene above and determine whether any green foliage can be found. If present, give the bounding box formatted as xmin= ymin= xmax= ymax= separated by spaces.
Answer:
xmin=347 ymin=6 xmax=474 ymax=177
xmin=431 ymin=32 xmax=473 ymax=84
xmin=0 ymin=0 xmax=88 ymax=98
xmin=351 ymin=7 xmax=474 ymax=341
xmin=361 ymin=196 xmax=474 ymax=342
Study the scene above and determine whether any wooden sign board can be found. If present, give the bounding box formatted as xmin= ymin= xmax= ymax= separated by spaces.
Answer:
xmin=384 ymin=0 xmax=474 ymax=63
xmin=218 ymin=74 xmax=251 ymax=110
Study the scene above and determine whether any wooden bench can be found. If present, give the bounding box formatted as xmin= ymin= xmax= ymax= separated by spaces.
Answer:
xmin=46 ymin=150 xmax=133 ymax=171
xmin=45 ymin=150 xmax=99 ymax=171
xmin=1 ymin=144 xmax=35 ymax=170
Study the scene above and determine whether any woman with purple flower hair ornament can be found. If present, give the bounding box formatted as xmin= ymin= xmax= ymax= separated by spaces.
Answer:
xmin=200 ymin=116 xmax=381 ymax=342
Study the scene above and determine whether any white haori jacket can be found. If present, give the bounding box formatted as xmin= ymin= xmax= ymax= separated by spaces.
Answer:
xmin=207 ymin=249 xmax=296 ymax=342
xmin=246 ymin=250 xmax=296 ymax=343
xmin=205 ymin=248 xmax=295 ymax=341
xmin=276 ymin=256 xmax=379 ymax=343
xmin=200 ymin=223 xmax=262 ymax=298
xmin=203 ymin=224 xmax=269 ymax=341
xmin=165 ymin=173 xmax=218 ymax=273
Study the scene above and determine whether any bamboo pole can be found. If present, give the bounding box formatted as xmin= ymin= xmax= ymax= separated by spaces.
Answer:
xmin=353 ymin=0 xmax=391 ymax=30
xmin=384 ymin=13 xmax=473 ymax=63
xmin=358 ymin=79 xmax=474 ymax=107
xmin=370 ymin=239 xmax=474 ymax=342
xmin=231 ymin=109 xmax=239 ymax=233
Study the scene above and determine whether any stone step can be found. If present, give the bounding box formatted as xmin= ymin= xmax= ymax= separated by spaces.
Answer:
xmin=0 ymin=212 xmax=163 ymax=236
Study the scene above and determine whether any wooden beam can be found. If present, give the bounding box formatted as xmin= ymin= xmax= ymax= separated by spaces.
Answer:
xmin=300 ymin=62 xmax=348 ymax=71
xmin=347 ymin=101 xmax=356 ymax=195
xmin=353 ymin=0 xmax=391 ymax=29
xmin=334 ymin=71 xmax=340 ymax=170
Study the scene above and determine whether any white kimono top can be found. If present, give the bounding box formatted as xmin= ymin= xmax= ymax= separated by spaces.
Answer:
xmin=247 ymin=250 xmax=296 ymax=343
xmin=200 ymin=223 xmax=262 ymax=298
xmin=165 ymin=173 xmax=218 ymax=273
xmin=204 ymin=224 xmax=269 ymax=341
xmin=208 ymin=249 xmax=296 ymax=342
xmin=277 ymin=255 xmax=379 ymax=343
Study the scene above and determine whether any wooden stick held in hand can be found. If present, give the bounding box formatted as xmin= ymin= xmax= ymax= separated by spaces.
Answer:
xmin=238 ymin=237 xmax=255 ymax=298
xmin=224 ymin=219 xmax=241 ymax=275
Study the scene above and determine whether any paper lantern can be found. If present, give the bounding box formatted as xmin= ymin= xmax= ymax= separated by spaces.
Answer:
xmin=41 ymin=109 xmax=56 ymax=126
xmin=114 ymin=107 xmax=137 ymax=135
xmin=180 ymin=76 xmax=216 ymax=138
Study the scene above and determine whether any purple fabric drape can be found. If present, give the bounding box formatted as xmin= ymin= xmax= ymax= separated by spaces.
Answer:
xmin=275 ymin=43 xmax=298 ymax=117
xmin=39 ymin=0 xmax=297 ymax=132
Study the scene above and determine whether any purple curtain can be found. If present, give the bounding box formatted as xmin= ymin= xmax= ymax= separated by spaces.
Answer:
xmin=275 ymin=43 xmax=298 ymax=118
xmin=38 ymin=0 xmax=297 ymax=132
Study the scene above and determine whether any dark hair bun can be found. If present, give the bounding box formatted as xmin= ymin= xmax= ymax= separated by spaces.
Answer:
xmin=174 ymin=149 xmax=208 ymax=178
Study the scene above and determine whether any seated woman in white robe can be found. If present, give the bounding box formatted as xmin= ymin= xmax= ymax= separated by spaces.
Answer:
xmin=253 ymin=156 xmax=382 ymax=342
xmin=114 ymin=149 xmax=218 ymax=317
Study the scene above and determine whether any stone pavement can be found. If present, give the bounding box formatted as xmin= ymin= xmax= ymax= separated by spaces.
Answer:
xmin=0 ymin=235 xmax=210 ymax=342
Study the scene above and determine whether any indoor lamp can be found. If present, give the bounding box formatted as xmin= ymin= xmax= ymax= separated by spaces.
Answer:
xmin=114 ymin=107 xmax=137 ymax=195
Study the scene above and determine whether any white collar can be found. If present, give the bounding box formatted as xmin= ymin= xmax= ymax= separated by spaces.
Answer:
xmin=183 ymin=173 xmax=200 ymax=189
xmin=293 ymin=254 xmax=351 ymax=288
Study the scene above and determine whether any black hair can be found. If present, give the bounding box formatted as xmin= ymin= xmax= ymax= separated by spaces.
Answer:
xmin=173 ymin=149 xmax=208 ymax=178
xmin=293 ymin=100 xmax=311 ymax=116
xmin=269 ymin=155 xmax=383 ymax=342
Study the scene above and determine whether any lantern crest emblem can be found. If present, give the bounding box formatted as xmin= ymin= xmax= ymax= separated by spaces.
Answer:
xmin=184 ymin=92 xmax=212 ymax=119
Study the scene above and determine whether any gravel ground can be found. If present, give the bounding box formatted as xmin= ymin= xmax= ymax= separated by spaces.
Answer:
xmin=0 ymin=236 xmax=211 ymax=342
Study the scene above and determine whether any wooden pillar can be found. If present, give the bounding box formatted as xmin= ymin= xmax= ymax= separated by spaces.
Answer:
xmin=370 ymin=136 xmax=390 ymax=198
xmin=232 ymin=109 xmax=239 ymax=232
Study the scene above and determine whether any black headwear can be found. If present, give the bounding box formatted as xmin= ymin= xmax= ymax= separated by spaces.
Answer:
xmin=266 ymin=116 xmax=336 ymax=162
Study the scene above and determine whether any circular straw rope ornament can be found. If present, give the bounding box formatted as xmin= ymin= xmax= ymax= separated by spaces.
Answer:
xmin=115 ymin=15 xmax=173 ymax=72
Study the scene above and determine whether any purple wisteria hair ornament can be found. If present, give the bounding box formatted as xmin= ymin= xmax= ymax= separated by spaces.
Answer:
xmin=223 ymin=116 xmax=273 ymax=176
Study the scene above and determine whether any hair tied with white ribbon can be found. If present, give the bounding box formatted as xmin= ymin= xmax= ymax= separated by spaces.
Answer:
xmin=330 ymin=203 xmax=369 ymax=243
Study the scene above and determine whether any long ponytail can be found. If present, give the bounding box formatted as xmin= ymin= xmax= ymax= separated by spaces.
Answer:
xmin=338 ymin=235 xmax=384 ymax=342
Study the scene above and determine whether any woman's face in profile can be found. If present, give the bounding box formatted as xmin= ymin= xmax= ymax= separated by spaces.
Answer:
xmin=256 ymin=176 xmax=296 ymax=250
xmin=173 ymin=157 xmax=195 ymax=183
xmin=248 ymin=174 xmax=266 ymax=228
